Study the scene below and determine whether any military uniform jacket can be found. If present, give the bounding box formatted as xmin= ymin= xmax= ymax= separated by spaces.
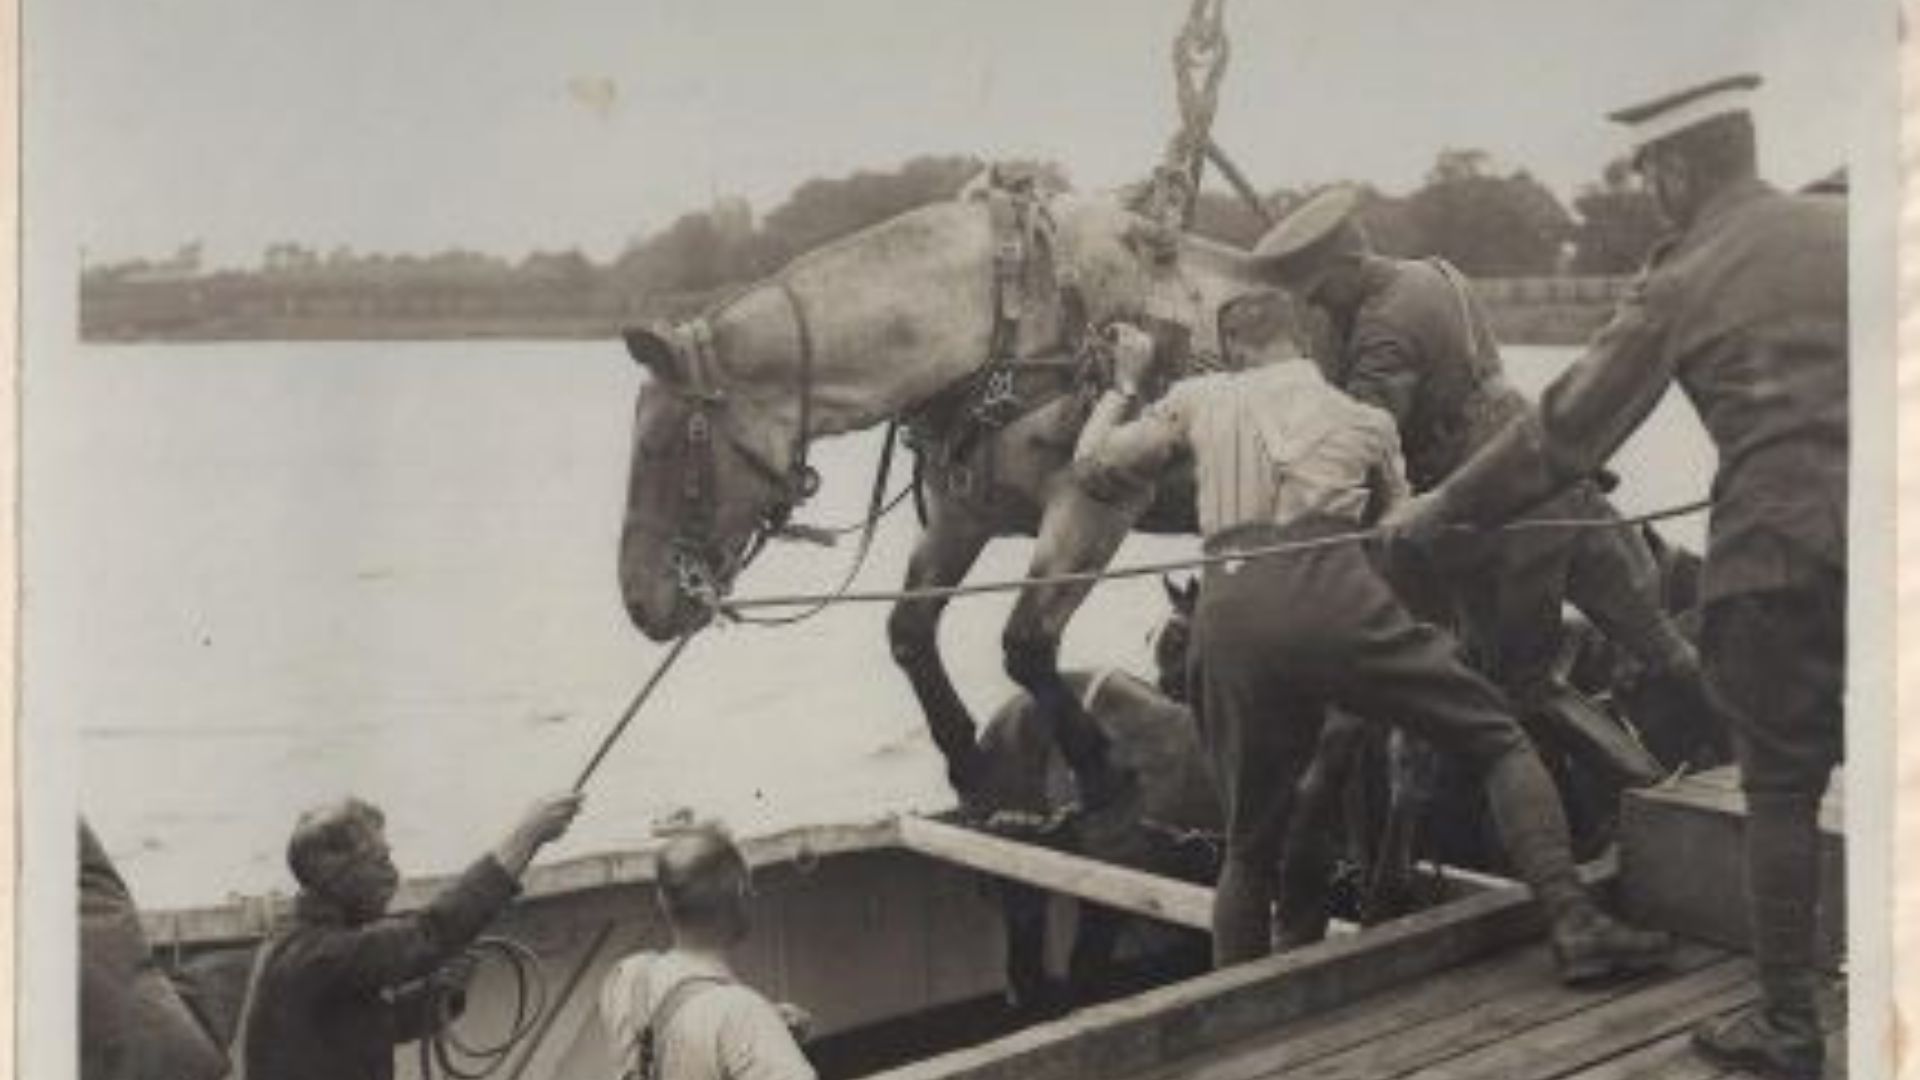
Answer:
xmin=80 ymin=821 xmax=228 ymax=1080
xmin=1442 ymin=178 xmax=1847 ymax=603
xmin=1326 ymin=256 xmax=1530 ymax=491
xmin=241 ymin=857 xmax=519 ymax=1080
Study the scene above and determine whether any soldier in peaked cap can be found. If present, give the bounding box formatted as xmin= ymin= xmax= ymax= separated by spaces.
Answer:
xmin=1253 ymin=186 xmax=1716 ymax=808
xmin=1389 ymin=74 xmax=1846 ymax=1080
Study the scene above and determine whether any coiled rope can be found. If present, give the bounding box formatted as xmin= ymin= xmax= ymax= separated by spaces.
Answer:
xmin=716 ymin=498 xmax=1712 ymax=616
xmin=417 ymin=937 xmax=550 ymax=1080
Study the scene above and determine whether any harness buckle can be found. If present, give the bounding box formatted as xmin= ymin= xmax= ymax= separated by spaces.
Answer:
xmin=686 ymin=411 xmax=711 ymax=444
xmin=791 ymin=465 xmax=822 ymax=500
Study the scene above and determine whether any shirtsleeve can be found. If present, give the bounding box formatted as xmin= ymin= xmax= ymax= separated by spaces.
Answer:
xmin=717 ymin=992 xmax=818 ymax=1080
xmin=1371 ymin=419 xmax=1413 ymax=514
xmin=1072 ymin=383 xmax=1195 ymax=503
xmin=296 ymin=856 xmax=520 ymax=995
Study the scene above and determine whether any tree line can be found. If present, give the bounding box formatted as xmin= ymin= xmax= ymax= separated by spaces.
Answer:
xmin=81 ymin=148 xmax=1665 ymax=340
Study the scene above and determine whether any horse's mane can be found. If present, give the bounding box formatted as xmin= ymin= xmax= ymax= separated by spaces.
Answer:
xmin=697 ymin=188 xmax=1256 ymax=323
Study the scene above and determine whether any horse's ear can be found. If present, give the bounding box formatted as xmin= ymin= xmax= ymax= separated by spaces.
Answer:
xmin=623 ymin=325 xmax=684 ymax=383
xmin=1162 ymin=573 xmax=1198 ymax=611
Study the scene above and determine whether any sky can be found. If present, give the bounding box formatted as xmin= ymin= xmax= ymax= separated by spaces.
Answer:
xmin=30 ymin=0 xmax=1893 ymax=269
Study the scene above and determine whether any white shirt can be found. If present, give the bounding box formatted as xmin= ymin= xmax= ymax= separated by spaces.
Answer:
xmin=600 ymin=951 xmax=816 ymax=1080
xmin=1075 ymin=359 xmax=1409 ymax=536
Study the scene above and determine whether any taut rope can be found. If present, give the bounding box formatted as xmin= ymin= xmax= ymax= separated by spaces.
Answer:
xmin=571 ymin=632 xmax=700 ymax=793
xmin=714 ymin=498 xmax=1713 ymax=616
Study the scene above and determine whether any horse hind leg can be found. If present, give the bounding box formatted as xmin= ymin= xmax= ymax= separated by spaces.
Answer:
xmin=1001 ymin=484 xmax=1140 ymax=814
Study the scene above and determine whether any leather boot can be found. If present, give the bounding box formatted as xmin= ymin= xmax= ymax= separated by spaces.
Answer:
xmin=1692 ymin=1000 xmax=1823 ymax=1079
xmin=1691 ymin=791 xmax=1827 ymax=1078
xmin=1549 ymin=903 xmax=1676 ymax=985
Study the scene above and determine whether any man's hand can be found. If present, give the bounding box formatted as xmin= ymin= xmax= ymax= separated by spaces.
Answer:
xmin=1103 ymin=323 xmax=1160 ymax=397
xmin=775 ymin=1002 xmax=815 ymax=1044
xmin=518 ymin=792 xmax=584 ymax=845
xmin=1377 ymin=490 xmax=1455 ymax=550
xmin=493 ymin=792 xmax=585 ymax=877
xmin=432 ymin=953 xmax=479 ymax=995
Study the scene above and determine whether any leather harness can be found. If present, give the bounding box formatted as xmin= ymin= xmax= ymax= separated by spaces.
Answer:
xmin=654 ymin=279 xmax=820 ymax=604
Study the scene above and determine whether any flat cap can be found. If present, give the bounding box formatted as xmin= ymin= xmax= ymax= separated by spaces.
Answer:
xmin=1609 ymin=74 xmax=1761 ymax=150
xmin=1252 ymin=185 xmax=1365 ymax=282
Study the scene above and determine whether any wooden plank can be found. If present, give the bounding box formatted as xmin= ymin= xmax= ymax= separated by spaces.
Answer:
xmin=1267 ymin=945 xmax=1732 ymax=1080
xmin=1619 ymin=775 xmax=1845 ymax=968
xmin=867 ymin=875 xmax=1554 ymax=1080
xmin=1396 ymin=960 xmax=1759 ymax=1080
xmin=1127 ymin=946 xmax=1560 ymax=1080
xmin=893 ymin=815 xmax=1214 ymax=930
xmin=1559 ymin=1028 xmax=1739 ymax=1080
xmin=143 ymin=816 xmax=901 ymax=946
xmin=1558 ymin=974 xmax=1848 ymax=1080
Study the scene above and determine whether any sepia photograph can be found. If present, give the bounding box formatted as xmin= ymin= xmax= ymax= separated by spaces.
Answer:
xmin=22 ymin=2 xmax=1898 ymax=1078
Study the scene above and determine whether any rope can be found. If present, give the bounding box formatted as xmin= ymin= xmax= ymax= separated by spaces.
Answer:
xmin=727 ymin=419 xmax=901 ymax=628
xmin=788 ymin=484 xmax=914 ymax=540
xmin=417 ymin=937 xmax=551 ymax=1080
xmin=717 ymin=498 xmax=1712 ymax=615
xmin=502 ymin=922 xmax=619 ymax=1080
xmin=571 ymin=632 xmax=700 ymax=793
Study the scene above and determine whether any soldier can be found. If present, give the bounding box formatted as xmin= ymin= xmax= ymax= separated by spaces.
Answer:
xmin=1389 ymin=74 xmax=1845 ymax=1080
xmin=1072 ymin=320 xmax=1671 ymax=981
xmin=79 ymin=819 xmax=228 ymax=1080
xmin=240 ymin=793 xmax=583 ymax=1080
xmin=1250 ymin=184 xmax=1715 ymax=788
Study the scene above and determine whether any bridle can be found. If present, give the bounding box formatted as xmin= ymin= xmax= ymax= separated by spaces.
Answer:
xmin=646 ymin=279 xmax=820 ymax=610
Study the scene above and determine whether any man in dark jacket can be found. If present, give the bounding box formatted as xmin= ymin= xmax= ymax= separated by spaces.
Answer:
xmin=241 ymin=792 xmax=582 ymax=1080
xmin=1390 ymin=74 xmax=1846 ymax=1080
xmin=1252 ymin=185 xmax=1713 ymax=786
xmin=80 ymin=819 xmax=228 ymax=1080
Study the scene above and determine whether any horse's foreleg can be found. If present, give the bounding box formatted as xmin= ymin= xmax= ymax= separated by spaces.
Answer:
xmin=1276 ymin=710 xmax=1369 ymax=947
xmin=1002 ymin=485 xmax=1140 ymax=811
xmin=1364 ymin=729 xmax=1441 ymax=921
xmin=889 ymin=507 xmax=994 ymax=797
xmin=1066 ymin=903 xmax=1125 ymax=1005
xmin=1000 ymin=881 xmax=1054 ymax=1018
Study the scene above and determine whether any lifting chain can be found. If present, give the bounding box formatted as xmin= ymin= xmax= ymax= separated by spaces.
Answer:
xmin=1130 ymin=0 xmax=1232 ymax=238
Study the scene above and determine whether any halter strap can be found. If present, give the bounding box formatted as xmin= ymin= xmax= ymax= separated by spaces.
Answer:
xmin=774 ymin=279 xmax=818 ymax=503
xmin=659 ymin=276 xmax=822 ymax=603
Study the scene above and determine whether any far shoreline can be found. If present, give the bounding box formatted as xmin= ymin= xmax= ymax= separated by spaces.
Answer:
xmin=76 ymin=275 xmax=1627 ymax=349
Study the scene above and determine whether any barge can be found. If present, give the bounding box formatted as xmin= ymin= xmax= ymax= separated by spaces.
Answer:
xmin=140 ymin=767 xmax=1846 ymax=1079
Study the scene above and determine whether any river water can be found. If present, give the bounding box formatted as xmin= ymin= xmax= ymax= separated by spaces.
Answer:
xmin=28 ymin=340 xmax=1711 ymax=907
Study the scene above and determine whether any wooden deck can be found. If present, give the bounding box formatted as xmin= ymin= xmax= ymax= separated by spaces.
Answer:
xmin=1121 ymin=940 xmax=1847 ymax=1080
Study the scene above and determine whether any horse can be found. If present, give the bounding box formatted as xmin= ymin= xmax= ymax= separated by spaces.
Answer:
xmin=970 ymin=665 xmax=1217 ymax=1014
xmin=616 ymin=181 xmax=1273 ymax=821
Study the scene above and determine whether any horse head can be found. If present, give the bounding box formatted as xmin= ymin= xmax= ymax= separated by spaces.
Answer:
xmin=1149 ymin=573 xmax=1202 ymax=702
xmin=617 ymin=316 xmax=813 ymax=641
